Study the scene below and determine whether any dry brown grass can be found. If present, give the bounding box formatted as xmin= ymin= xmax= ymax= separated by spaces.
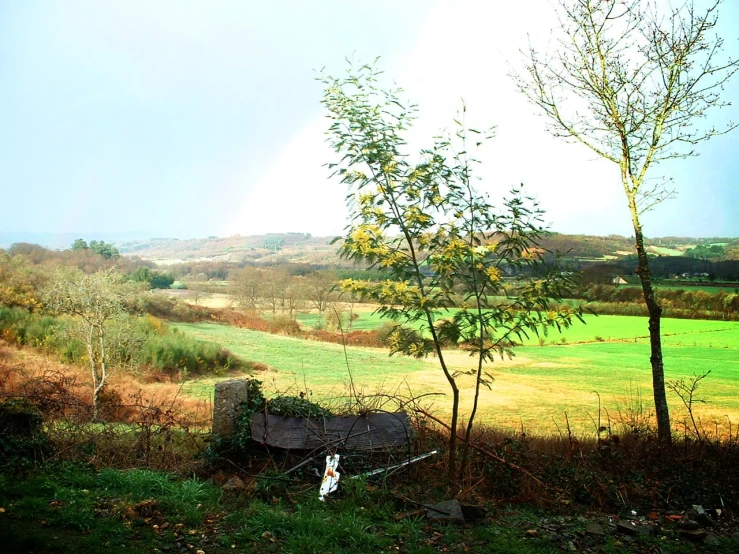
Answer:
xmin=0 ymin=339 xmax=213 ymax=470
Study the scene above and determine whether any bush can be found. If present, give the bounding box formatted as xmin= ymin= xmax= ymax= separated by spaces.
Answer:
xmin=0 ymin=398 xmax=49 ymax=469
xmin=143 ymin=332 xmax=238 ymax=376
xmin=374 ymin=322 xmax=400 ymax=346
xmin=0 ymin=307 xmax=243 ymax=378
xmin=266 ymin=395 xmax=334 ymax=418
xmin=126 ymin=293 xmax=209 ymax=322
xmin=268 ymin=316 xmax=301 ymax=336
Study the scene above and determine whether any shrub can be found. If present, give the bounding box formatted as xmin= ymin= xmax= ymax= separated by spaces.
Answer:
xmin=143 ymin=332 xmax=238 ymax=376
xmin=268 ymin=315 xmax=301 ymax=336
xmin=0 ymin=398 xmax=49 ymax=469
xmin=266 ymin=395 xmax=334 ymax=419
xmin=374 ymin=322 xmax=400 ymax=346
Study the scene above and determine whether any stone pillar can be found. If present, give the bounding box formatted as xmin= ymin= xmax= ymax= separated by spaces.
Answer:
xmin=212 ymin=379 xmax=251 ymax=438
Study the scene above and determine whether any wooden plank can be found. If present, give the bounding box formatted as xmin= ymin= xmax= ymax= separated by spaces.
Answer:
xmin=250 ymin=412 xmax=412 ymax=451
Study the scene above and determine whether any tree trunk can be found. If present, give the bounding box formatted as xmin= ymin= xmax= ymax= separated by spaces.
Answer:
xmin=86 ymin=325 xmax=101 ymax=423
xmin=448 ymin=387 xmax=460 ymax=479
xmin=426 ymin=311 xmax=459 ymax=480
xmin=629 ymin=202 xmax=672 ymax=444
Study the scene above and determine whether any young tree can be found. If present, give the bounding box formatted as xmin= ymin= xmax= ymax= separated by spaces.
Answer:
xmin=515 ymin=0 xmax=738 ymax=443
xmin=43 ymin=268 xmax=126 ymax=421
xmin=321 ymin=61 xmax=580 ymax=478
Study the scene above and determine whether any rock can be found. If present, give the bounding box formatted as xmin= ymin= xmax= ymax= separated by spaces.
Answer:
xmin=616 ymin=521 xmax=638 ymax=535
xmin=732 ymin=532 xmax=739 ymax=544
xmin=705 ymin=534 xmax=720 ymax=546
xmin=212 ymin=379 xmax=252 ymax=438
xmin=526 ymin=529 xmax=539 ymax=537
xmin=637 ymin=524 xmax=654 ymax=537
xmin=679 ymin=528 xmax=707 ymax=542
xmin=679 ymin=519 xmax=701 ymax=531
xmin=426 ymin=500 xmax=465 ymax=523
xmin=585 ymin=523 xmax=605 ymax=537
xmin=221 ymin=476 xmax=246 ymax=492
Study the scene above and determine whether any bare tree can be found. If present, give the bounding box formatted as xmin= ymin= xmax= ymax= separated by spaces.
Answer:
xmin=230 ymin=266 xmax=263 ymax=310
xmin=515 ymin=0 xmax=738 ymax=443
xmin=262 ymin=268 xmax=291 ymax=315
xmin=44 ymin=268 xmax=126 ymax=421
xmin=302 ymin=271 xmax=337 ymax=320
xmin=282 ymin=276 xmax=305 ymax=317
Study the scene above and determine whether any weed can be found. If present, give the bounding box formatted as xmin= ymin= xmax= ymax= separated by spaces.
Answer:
xmin=266 ymin=395 xmax=334 ymax=418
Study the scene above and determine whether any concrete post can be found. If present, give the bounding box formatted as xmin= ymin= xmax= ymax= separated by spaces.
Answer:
xmin=212 ymin=379 xmax=250 ymax=438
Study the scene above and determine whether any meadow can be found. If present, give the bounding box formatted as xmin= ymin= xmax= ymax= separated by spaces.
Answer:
xmin=174 ymin=313 xmax=739 ymax=436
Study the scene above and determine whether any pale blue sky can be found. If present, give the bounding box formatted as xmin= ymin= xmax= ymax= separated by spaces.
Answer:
xmin=1 ymin=0 xmax=737 ymax=243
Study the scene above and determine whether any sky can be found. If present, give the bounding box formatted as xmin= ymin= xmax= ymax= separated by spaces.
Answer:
xmin=0 ymin=0 xmax=737 ymax=244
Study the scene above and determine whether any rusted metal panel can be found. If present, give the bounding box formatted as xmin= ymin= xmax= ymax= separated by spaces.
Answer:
xmin=250 ymin=412 xmax=412 ymax=451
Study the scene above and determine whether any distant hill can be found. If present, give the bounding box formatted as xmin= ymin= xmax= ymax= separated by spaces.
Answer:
xmin=0 ymin=231 xmax=152 ymax=250
xmin=111 ymin=232 xmax=739 ymax=266
xmin=5 ymin=231 xmax=736 ymax=265
xmin=115 ymin=233 xmax=342 ymax=266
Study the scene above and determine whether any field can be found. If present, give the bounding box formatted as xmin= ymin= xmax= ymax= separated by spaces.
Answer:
xmin=174 ymin=314 xmax=739 ymax=435
xmin=621 ymin=282 xmax=739 ymax=294
xmin=648 ymin=246 xmax=685 ymax=256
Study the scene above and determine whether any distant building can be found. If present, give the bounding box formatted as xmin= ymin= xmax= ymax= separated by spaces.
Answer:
xmin=612 ymin=276 xmax=627 ymax=286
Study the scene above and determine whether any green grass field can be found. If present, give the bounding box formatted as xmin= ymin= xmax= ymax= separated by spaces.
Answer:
xmin=648 ymin=246 xmax=684 ymax=256
xmin=174 ymin=314 xmax=739 ymax=436
xmin=298 ymin=309 xmax=738 ymax=344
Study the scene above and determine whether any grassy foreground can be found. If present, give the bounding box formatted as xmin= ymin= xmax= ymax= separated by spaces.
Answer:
xmin=174 ymin=315 xmax=739 ymax=435
xmin=4 ymin=461 xmax=737 ymax=554
xmin=0 ymin=463 xmax=554 ymax=554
